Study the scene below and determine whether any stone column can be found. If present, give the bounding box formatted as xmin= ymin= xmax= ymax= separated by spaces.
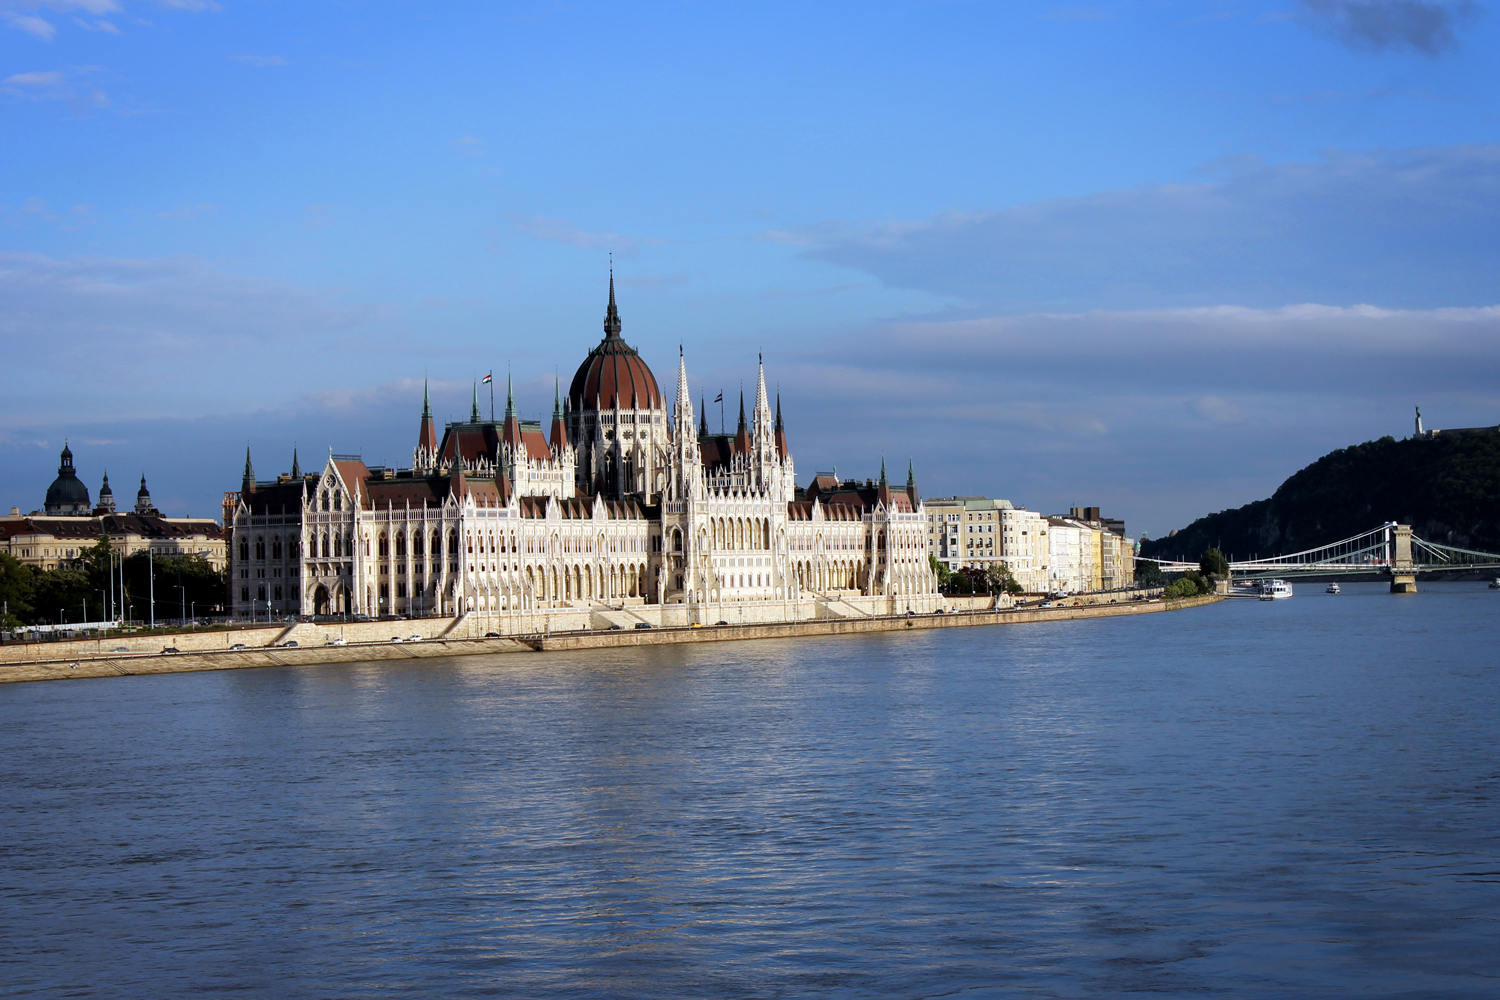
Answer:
xmin=1390 ymin=523 xmax=1418 ymax=594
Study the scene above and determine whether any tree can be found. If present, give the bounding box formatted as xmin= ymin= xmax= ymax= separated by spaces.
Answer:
xmin=30 ymin=568 xmax=93 ymax=625
xmin=1199 ymin=547 xmax=1229 ymax=581
xmin=1134 ymin=560 xmax=1164 ymax=587
xmin=985 ymin=562 xmax=1024 ymax=595
xmin=0 ymin=553 xmax=34 ymax=629
xmin=929 ymin=555 xmax=952 ymax=593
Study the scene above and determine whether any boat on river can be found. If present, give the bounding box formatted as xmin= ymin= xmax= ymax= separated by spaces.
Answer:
xmin=1258 ymin=579 xmax=1294 ymax=601
xmin=1325 ymin=582 xmax=1341 ymax=594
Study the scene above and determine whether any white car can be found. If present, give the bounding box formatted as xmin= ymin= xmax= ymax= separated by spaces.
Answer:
xmin=405 ymin=635 xmax=422 ymax=643
xmin=326 ymin=637 xmax=347 ymax=646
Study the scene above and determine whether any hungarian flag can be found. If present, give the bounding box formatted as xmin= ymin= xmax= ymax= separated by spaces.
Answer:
xmin=714 ymin=392 xmax=723 ymax=402
xmin=481 ymin=373 xmax=493 ymax=384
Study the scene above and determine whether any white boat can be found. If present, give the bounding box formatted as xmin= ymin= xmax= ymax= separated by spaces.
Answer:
xmin=1490 ymin=578 xmax=1500 ymax=590
xmin=1258 ymin=579 xmax=1294 ymax=600
xmin=1325 ymin=582 xmax=1341 ymax=594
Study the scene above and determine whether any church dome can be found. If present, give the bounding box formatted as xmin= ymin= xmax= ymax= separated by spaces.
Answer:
xmin=567 ymin=275 xmax=661 ymax=412
xmin=44 ymin=442 xmax=90 ymax=514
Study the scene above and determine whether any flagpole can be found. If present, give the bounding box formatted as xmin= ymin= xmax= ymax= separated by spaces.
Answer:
xmin=489 ymin=370 xmax=494 ymax=422
xmin=720 ymin=396 xmax=724 ymax=435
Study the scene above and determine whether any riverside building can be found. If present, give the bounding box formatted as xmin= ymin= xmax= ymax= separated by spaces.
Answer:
xmin=1 ymin=444 xmax=227 ymax=572
xmin=227 ymin=277 xmax=939 ymax=624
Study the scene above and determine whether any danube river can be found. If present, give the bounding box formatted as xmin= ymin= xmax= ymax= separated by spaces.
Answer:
xmin=3 ymin=583 xmax=1496 ymax=998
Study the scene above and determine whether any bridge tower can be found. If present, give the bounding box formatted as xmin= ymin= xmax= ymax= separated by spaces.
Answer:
xmin=1390 ymin=523 xmax=1417 ymax=594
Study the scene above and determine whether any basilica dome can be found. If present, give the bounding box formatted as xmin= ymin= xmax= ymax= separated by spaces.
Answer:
xmin=567 ymin=275 xmax=661 ymax=413
xmin=44 ymin=442 xmax=91 ymax=515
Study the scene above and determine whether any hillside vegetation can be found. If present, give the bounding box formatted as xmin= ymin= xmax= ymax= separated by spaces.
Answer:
xmin=1140 ymin=433 xmax=1500 ymax=562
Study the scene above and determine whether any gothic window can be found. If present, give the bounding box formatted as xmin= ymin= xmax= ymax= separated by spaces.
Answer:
xmin=241 ymin=586 xmax=249 ymax=601
xmin=413 ymin=534 xmax=423 ymax=556
xmin=334 ymin=492 xmax=342 ymax=511
xmin=257 ymin=585 xmax=266 ymax=601
xmin=321 ymin=491 xmax=330 ymax=511
xmin=378 ymin=534 xmax=388 ymax=557
xmin=239 ymin=540 xmax=249 ymax=561
xmin=395 ymin=533 xmax=405 ymax=557
xmin=274 ymin=586 xmax=282 ymax=601
xmin=321 ymin=533 xmax=330 ymax=558
xmin=255 ymin=538 xmax=266 ymax=560
xmin=272 ymin=538 xmax=282 ymax=560
xmin=289 ymin=538 xmax=298 ymax=558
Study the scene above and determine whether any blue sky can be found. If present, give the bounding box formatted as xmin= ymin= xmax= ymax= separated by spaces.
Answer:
xmin=2 ymin=0 xmax=1497 ymax=539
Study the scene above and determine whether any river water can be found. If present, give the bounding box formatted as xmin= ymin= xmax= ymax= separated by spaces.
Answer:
xmin=2 ymin=583 xmax=1497 ymax=998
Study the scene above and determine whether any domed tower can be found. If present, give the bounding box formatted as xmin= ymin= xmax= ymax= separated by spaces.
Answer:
xmin=44 ymin=441 xmax=91 ymax=515
xmin=566 ymin=273 xmax=668 ymax=498
xmin=94 ymin=471 xmax=116 ymax=515
xmin=135 ymin=473 xmax=159 ymax=516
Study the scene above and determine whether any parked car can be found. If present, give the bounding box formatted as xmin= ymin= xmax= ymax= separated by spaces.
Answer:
xmin=633 ymin=622 xmax=653 ymax=629
xmin=485 ymin=631 xmax=501 ymax=638
xmin=229 ymin=643 xmax=247 ymax=650
xmin=161 ymin=647 xmax=180 ymax=654
xmin=282 ymin=640 xmax=298 ymax=647
xmin=716 ymin=620 xmax=729 ymax=626
xmin=690 ymin=622 xmax=702 ymax=628
xmin=112 ymin=646 xmax=130 ymax=653
xmin=389 ymin=636 xmax=403 ymax=643
xmin=406 ymin=635 xmax=422 ymax=642
xmin=607 ymin=624 xmax=623 ymax=630
xmin=1039 ymin=601 xmax=1054 ymax=609
xmin=326 ymin=637 xmax=346 ymax=646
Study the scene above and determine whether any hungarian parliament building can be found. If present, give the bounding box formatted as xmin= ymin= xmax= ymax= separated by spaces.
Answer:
xmin=227 ymin=277 xmax=938 ymax=624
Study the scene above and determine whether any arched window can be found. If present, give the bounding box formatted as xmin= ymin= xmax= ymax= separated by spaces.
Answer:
xmin=673 ymin=529 xmax=682 ymax=552
xmin=271 ymin=537 xmax=282 ymax=560
xmin=395 ymin=533 xmax=405 ymax=557
xmin=321 ymin=491 xmax=330 ymax=511
xmin=333 ymin=492 xmax=342 ymax=511
xmin=255 ymin=537 xmax=265 ymax=560
xmin=238 ymin=540 xmax=249 ymax=561
xmin=413 ymin=533 xmax=423 ymax=556
xmin=320 ymin=533 xmax=330 ymax=558
xmin=378 ymin=534 xmax=389 ymax=557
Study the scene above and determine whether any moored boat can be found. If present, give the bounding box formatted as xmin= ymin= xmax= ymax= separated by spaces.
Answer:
xmin=1325 ymin=582 xmax=1341 ymax=594
xmin=1258 ymin=579 xmax=1294 ymax=600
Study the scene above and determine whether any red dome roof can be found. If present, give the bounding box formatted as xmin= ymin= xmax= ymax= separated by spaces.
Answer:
xmin=568 ymin=277 xmax=662 ymax=412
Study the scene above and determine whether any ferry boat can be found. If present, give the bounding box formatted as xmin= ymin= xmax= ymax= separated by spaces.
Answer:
xmin=1258 ymin=579 xmax=1294 ymax=600
xmin=1490 ymin=577 xmax=1500 ymax=590
xmin=1325 ymin=582 xmax=1341 ymax=594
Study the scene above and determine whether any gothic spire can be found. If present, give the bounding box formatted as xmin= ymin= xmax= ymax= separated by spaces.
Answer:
xmin=603 ymin=267 xmax=622 ymax=340
xmin=242 ymin=446 xmax=255 ymax=494
xmin=505 ymin=372 xmax=516 ymax=420
xmin=906 ymin=458 xmax=918 ymax=506
xmin=291 ymin=448 xmax=301 ymax=479
xmin=735 ymin=388 xmax=750 ymax=454
xmin=699 ymin=393 xmax=708 ymax=437
xmin=774 ymin=392 xmax=788 ymax=459
xmin=421 ymin=379 xmax=431 ymax=419
xmin=471 ymin=382 xmax=481 ymax=423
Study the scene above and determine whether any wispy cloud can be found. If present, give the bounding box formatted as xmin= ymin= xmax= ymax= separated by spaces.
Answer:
xmin=770 ymin=144 xmax=1500 ymax=313
xmin=1297 ymin=0 xmax=1478 ymax=53
xmin=4 ymin=70 xmax=65 ymax=87
xmin=451 ymin=135 xmax=485 ymax=155
xmin=2 ymin=0 xmax=215 ymax=40
xmin=508 ymin=214 xmax=666 ymax=256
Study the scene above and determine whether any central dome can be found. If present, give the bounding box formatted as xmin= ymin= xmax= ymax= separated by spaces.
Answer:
xmin=44 ymin=442 xmax=91 ymax=515
xmin=567 ymin=275 xmax=661 ymax=412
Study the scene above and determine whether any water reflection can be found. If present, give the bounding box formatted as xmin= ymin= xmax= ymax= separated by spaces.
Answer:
xmin=2 ymin=583 xmax=1497 ymax=997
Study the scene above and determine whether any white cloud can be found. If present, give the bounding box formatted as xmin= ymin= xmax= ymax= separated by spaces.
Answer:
xmin=508 ymin=214 xmax=666 ymax=257
xmin=4 ymin=70 xmax=65 ymax=86
xmin=775 ymin=144 xmax=1500 ymax=314
xmin=2 ymin=11 xmax=57 ymax=38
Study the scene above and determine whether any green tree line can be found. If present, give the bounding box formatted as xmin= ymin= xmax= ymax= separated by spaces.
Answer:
xmin=0 ymin=536 xmax=226 ymax=629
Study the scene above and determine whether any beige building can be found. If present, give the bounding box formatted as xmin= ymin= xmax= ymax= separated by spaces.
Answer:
xmin=924 ymin=496 xmax=1051 ymax=593
xmin=228 ymin=278 xmax=938 ymax=621
xmin=2 ymin=446 xmax=227 ymax=572
xmin=1046 ymin=507 xmax=1134 ymax=594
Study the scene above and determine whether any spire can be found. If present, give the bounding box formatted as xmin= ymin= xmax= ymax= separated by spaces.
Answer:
xmin=774 ymin=392 xmax=788 ymax=459
xmin=906 ymin=458 xmax=918 ymax=507
xmin=422 ymin=379 xmax=431 ymax=420
xmin=699 ymin=394 xmax=708 ymax=437
xmin=291 ymin=448 xmax=301 ymax=479
xmin=675 ymin=351 xmax=695 ymax=439
xmin=877 ymin=455 xmax=892 ymax=509
xmin=417 ymin=381 xmax=438 ymax=457
xmin=136 ymin=472 xmax=156 ymax=515
xmin=879 ymin=456 xmax=888 ymax=488
xmin=550 ymin=376 xmax=569 ymax=452
xmin=735 ymin=389 xmax=750 ymax=454
xmin=552 ymin=376 xmax=562 ymax=420
xmin=505 ymin=372 xmax=516 ymax=420
xmin=603 ymin=266 xmax=622 ymax=340
xmin=96 ymin=470 xmax=116 ymax=514
xmin=754 ymin=353 xmax=771 ymax=424
xmin=242 ymin=446 xmax=255 ymax=494
xmin=470 ymin=382 xmax=481 ymax=423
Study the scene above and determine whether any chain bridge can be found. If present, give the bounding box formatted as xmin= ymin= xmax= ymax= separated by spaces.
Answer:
xmin=1142 ymin=522 xmax=1500 ymax=593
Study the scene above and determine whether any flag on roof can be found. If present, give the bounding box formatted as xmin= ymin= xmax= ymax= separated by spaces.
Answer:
xmin=481 ymin=372 xmax=493 ymax=384
xmin=714 ymin=392 xmax=723 ymax=402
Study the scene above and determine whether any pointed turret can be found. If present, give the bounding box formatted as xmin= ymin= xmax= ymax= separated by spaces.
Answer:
xmin=418 ymin=380 xmax=437 ymax=453
xmin=699 ymin=394 xmax=708 ymax=438
xmin=96 ymin=471 xmax=116 ymax=514
xmin=290 ymin=448 xmax=301 ymax=479
xmin=774 ymin=393 xmax=788 ymax=459
xmin=734 ymin=390 xmax=750 ymax=454
xmin=470 ymin=382 xmax=481 ymax=423
xmin=906 ymin=458 xmax=918 ymax=507
xmin=877 ymin=456 xmax=892 ymax=508
xmin=604 ymin=268 xmax=622 ymax=340
xmin=136 ymin=472 xmax=157 ymax=515
xmin=242 ymin=447 xmax=255 ymax=495
xmin=550 ymin=377 xmax=569 ymax=452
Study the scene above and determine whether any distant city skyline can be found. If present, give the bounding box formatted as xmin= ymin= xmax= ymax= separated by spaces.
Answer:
xmin=3 ymin=0 xmax=1498 ymax=538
